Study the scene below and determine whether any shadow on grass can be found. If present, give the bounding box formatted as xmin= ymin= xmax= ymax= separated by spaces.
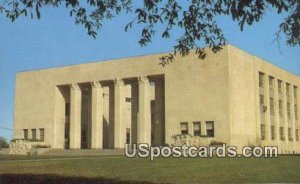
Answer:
xmin=0 ymin=174 xmax=168 ymax=184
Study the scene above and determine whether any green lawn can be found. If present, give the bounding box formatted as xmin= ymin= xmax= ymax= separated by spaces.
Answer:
xmin=0 ymin=155 xmax=300 ymax=183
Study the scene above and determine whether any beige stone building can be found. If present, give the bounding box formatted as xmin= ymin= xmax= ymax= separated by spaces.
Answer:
xmin=13 ymin=45 xmax=300 ymax=153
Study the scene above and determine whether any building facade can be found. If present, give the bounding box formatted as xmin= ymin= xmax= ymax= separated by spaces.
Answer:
xmin=13 ymin=45 xmax=300 ymax=153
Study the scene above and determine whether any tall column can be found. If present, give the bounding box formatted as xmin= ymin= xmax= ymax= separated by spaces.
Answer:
xmin=137 ymin=76 xmax=151 ymax=145
xmin=91 ymin=81 xmax=104 ymax=149
xmin=154 ymin=79 xmax=165 ymax=146
xmin=70 ymin=84 xmax=81 ymax=149
xmin=131 ymin=82 xmax=138 ymax=145
xmin=114 ymin=78 xmax=126 ymax=148
xmin=274 ymin=79 xmax=280 ymax=143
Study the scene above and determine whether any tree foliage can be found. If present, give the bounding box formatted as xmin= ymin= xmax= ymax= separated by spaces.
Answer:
xmin=0 ymin=136 xmax=9 ymax=148
xmin=1 ymin=0 xmax=299 ymax=65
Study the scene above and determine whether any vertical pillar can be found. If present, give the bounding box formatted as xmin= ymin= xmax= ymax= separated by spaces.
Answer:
xmin=70 ymin=84 xmax=81 ymax=149
xmin=274 ymin=79 xmax=280 ymax=143
xmin=114 ymin=78 xmax=126 ymax=148
xmin=131 ymin=82 xmax=138 ymax=145
xmin=137 ymin=76 xmax=151 ymax=145
xmin=91 ymin=81 xmax=104 ymax=149
xmin=265 ymin=75 xmax=271 ymax=142
xmin=154 ymin=79 xmax=165 ymax=146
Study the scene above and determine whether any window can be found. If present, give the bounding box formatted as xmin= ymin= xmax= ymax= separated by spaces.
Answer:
xmin=23 ymin=129 xmax=28 ymax=140
xmin=280 ymin=127 xmax=285 ymax=141
xmin=31 ymin=129 xmax=36 ymax=141
xmin=270 ymin=97 xmax=274 ymax=116
xmin=193 ymin=122 xmax=201 ymax=136
xmin=206 ymin=121 xmax=214 ymax=137
xmin=125 ymin=97 xmax=131 ymax=102
xmin=65 ymin=103 xmax=70 ymax=116
xmin=279 ymin=100 xmax=283 ymax=117
xmin=287 ymin=102 xmax=291 ymax=119
xmin=269 ymin=76 xmax=274 ymax=91
xmin=296 ymin=129 xmax=299 ymax=141
xmin=288 ymin=128 xmax=293 ymax=141
xmin=180 ymin=122 xmax=188 ymax=135
xmin=39 ymin=128 xmax=44 ymax=141
xmin=260 ymin=95 xmax=265 ymax=113
xmin=295 ymin=104 xmax=298 ymax=120
xmin=271 ymin=126 xmax=275 ymax=140
xmin=286 ymin=83 xmax=290 ymax=96
xmin=294 ymin=86 xmax=298 ymax=100
xmin=261 ymin=124 xmax=266 ymax=140
xmin=259 ymin=72 xmax=264 ymax=88
xmin=260 ymin=95 xmax=264 ymax=106
xmin=126 ymin=128 xmax=130 ymax=144
xmin=278 ymin=80 xmax=282 ymax=94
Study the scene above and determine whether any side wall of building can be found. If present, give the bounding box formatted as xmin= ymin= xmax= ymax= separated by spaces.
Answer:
xmin=254 ymin=56 xmax=300 ymax=153
xmin=164 ymin=47 xmax=231 ymax=145
xmin=228 ymin=46 xmax=257 ymax=151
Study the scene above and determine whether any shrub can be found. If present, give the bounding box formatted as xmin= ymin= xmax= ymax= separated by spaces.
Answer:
xmin=0 ymin=137 xmax=9 ymax=148
xmin=9 ymin=139 xmax=32 ymax=155
xmin=170 ymin=134 xmax=211 ymax=147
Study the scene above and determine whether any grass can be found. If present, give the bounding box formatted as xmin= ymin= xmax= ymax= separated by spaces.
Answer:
xmin=0 ymin=155 xmax=300 ymax=183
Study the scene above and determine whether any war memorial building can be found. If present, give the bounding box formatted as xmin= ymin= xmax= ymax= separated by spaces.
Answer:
xmin=13 ymin=45 xmax=300 ymax=153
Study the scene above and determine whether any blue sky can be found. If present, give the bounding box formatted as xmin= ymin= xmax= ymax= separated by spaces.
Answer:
xmin=0 ymin=4 xmax=299 ymax=140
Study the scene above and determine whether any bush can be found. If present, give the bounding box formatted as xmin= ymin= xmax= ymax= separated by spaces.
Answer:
xmin=0 ymin=136 xmax=9 ymax=148
xmin=9 ymin=139 xmax=32 ymax=155
xmin=170 ymin=134 xmax=211 ymax=147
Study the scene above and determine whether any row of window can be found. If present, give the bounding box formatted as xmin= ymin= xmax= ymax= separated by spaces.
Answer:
xmin=261 ymin=125 xmax=299 ymax=142
xmin=180 ymin=121 xmax=215 ymax=137
xmin=23 ymin=128 xmax=44 ymax=141
xmin=259 ymin=73 xmax=298 ymax=100
xmin=260 ymin=95 xmax=298 ymax=120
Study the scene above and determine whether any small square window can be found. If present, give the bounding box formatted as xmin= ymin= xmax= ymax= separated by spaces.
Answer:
xmin=31 ymin=129 xmax=36 ymax=141
xmin=286 ymin=83 xmax=290 ymax=95
xmin=125 ymin=97 xmax=131 ymax=102
xmin=271 ymin=126 xmax=275 ymax=140
xmin=39 ymin=128 xmax=44 ymax=142
xmin=287 ymin=102 xmax=291 ymax=119
xmin=180 ymin=122 xmax=188 ymax=135
xmin=261 ymin=124 xmax=266 ymax=140
xmin=193 ymin=122 xmax=201 ymax=136
xmin=270 ymin=97 xmax=274 ymax=116
xmin=278 ymin=80 xmax=282 ymax=94
xmin=279 ymin=100 xmax=283 ymax=117
xmin=280 ymin=127 xmax=285 ymax=141
xmin=23 ymin=129 xmax=28 ymax=140
xmin=288 ymin=128 xmax=293 ymax=141
xmin=259 ymin=72 xmax=264 ymax=87
xmin=206 ymin=121 xmax=214 ymax=137
xmin=295 ymin=104 xmax=298 ymax=120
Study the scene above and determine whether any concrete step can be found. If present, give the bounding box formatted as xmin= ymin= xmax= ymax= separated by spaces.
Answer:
xmin=41 ymin=149 xmax=125 ymax=156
